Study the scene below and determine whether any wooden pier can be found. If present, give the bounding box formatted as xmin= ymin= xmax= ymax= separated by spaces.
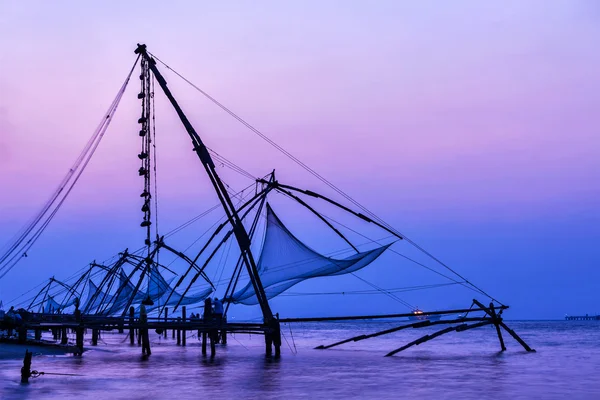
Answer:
xmin=0 ymin=309 xmax=278 ymax=358
xmin=565 ymin=314 xmax=600 ymax=321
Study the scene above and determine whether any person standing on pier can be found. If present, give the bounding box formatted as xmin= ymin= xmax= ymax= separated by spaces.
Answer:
xmin=202 ymin=298 xmax=212 ymax=351
xmin=213 ymin=298 xmax=223 ymax=324
xmin=140 ymin=296 xmax=153 ymax=356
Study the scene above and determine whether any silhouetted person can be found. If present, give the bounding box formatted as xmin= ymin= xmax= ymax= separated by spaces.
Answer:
xmin=202 ymin=298 xmax=212 ymax=354
xmin=140 ymin=296 xmax=153 ymax=356
xmin=213 ymin=297 xmax=223 ymax=324
xmin=203 ymin=298 xmax=212 ymax=322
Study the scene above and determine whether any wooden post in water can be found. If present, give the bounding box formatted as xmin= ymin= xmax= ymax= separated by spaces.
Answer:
xmin=34 ymin=329 xmax=42 ymax=341
xmin=265 ymin=331 xmax=273 ymax=357
xmin=221 ymin=315 xmax=227 ymax=345
xmin=76 ymin=328 xmax=84 ymax=355
xmin=202 ymin=329 xmax=207 ymax=355
xmin=182 ymin=307 xmax=187 ymax=346
xmin=177 ymin=317 xmax=181 ymax=345
xmin=75 ymin=308 xmax=84 ymax=355
xmin=489 ymin=302 xmax=506 ymax=351
xmin=21 ymin=350 xmax=32 ymax=384
xmin=210 ymin=330 xmax=216 ymax=358
xmin=164 ymin=307 xmax=168 ymax=339
xmin=92 ymin=329 xmax=99 ymax=346
xmin=60 ymin=328 xmax=68 ymax=345
xmin=172 ymin=309 xmax=176 ymax=339
xmin=129 ymin=306 xmax=135 ymax=345
xmin=273 ymin=316 xmax=281 ymax=358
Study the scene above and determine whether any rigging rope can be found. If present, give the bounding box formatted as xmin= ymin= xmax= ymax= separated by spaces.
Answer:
xmin=0 ymin=56 xmax=141 ymax=280
xmin=148 ymin=52 xmax=501 ymax=305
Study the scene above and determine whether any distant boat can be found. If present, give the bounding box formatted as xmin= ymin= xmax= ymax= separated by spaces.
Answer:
xmin=408 ymin=308 xmax=441 ymax=321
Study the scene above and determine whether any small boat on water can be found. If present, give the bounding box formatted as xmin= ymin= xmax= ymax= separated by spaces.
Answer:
xmin=408 ymin=308 xmax=442 ymax=321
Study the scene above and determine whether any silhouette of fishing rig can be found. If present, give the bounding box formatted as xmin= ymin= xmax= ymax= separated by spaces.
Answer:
xmin=0 ymin=44 xmax=534 ymax=357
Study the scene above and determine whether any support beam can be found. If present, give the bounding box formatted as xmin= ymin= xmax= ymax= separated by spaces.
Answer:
xmin=385 ymin=320 xmax=493 ymax=356
xmin=182 ymin=307 xmax=187 ymax=346
xmin=488 ymin=302 xmax=506 ymax=351
xmin=135 ymin=44 xmax=273 ymax=322
xmin=316 ymin=317 xmax=485 ymax=350
xmin=129 ymin=307 xmax=135 ymax=345
xmin=281 ymin=306 xmax=506 ymax=323
xmin=499 ymin=322 xmax=535 ymax=352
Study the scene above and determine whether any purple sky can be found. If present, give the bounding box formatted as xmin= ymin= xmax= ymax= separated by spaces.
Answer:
xmin=0 ymin=1 xmax=599 ymax=319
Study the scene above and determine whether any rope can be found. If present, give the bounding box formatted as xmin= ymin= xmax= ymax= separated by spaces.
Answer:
xmin=281 ymin=328 xmax=296 ymax=355
xmin=148 ymin=52 xmax=501 ymax=304
xmin=288 ymin=323 xmax=298 ymax=354
xmin=0 ymin=55 xmax=141 ymax=280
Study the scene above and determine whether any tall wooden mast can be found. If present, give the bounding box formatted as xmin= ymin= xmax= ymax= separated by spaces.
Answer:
xmin=134 ymin=43 xmax=274 ymax=322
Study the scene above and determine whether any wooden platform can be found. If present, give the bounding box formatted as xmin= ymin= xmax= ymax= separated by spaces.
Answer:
xmin=565 ymin=315 xmax=600 ymax=321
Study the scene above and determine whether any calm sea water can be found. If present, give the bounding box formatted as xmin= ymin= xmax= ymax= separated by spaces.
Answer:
xmin=0 ymin=321 xmax=598 ymax=399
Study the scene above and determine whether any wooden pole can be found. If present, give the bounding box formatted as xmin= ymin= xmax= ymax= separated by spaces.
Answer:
xmin=385 ymin=320 xmax=492 ymax=356
xmin=316 ymin=317 xmax=483 ymax=350
xmin=129 ymin=306 xmax=135 ymax=345
xmin=265 ymin=332 xmax=273 ymax=357
xmin=21 ymin=350 xmax=32 ymax=384
xmin=182 ymin=306 xmax=187 ymax=346
xmin=164 ymin=307 xmax=168 ymax=338
xmin=499 ymin=322 xmax=536 ymax=352
xmin=75 ymin=308 xmax=83 ymax=355
xmin=273 ymin=315 xmax=281 ymax=358
xmin=92 ymin=329 xmax=99 ymax=346
xmin=202 ymin=330 xmax=207 ymax=355
xmin=177 ymin=317 xmax=181 ymax=345
xmin=76 ymin=328 xmax=84 ymax=355
xmin=60 ymin=328 xmax=68 ymax=345
xmin=489 ymin=302 xmax=506 ymax=351
xmin=210 ymin=330 xmax=216 ymax=357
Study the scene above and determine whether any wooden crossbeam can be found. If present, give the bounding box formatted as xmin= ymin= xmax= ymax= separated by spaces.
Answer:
xmin=385 ymin=320 xmax=493 ymax=356
xmin=315 ymin=317 xmax=485 ymax=350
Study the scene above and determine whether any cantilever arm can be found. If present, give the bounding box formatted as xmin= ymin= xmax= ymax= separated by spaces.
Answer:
xmin=385 ymin=320 xmax=493 ymax=356
xmin=275 ymin=187 xmax=359 ymax=253
xmin=269 ymin=182 xmax=403 ymax=241
xmin=158 ymin=241 xmax=214 ymax=289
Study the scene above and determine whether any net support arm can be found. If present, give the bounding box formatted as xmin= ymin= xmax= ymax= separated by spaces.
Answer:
xmin=156 ymin=240 xmax=214 ymax=289
xmin=275 ymin=187 xmax=359 ymax=252
xmin=263 ymin=181 xmax=403 ymax=241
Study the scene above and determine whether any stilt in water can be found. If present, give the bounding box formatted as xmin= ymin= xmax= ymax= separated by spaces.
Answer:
xmin=164 ymin=307 xmax=168 ymax=339
xmin=75 ymin=327 xmax=84 ymax=355
xmin=75 ymin=307 xmax=84 ymax=355
xmin=129 ymin=306 xmax=135 ymax=345
xmin=489 ymin=302 xmax=506 ymax=351
xmin=210 ymin=330 xmax=216 ymax=358
xmin=60 ymin=328 xmax=68 ymax=345
xmin=273 ymin=318 xmax=281 ymax=358
xmin=92 ymin=329 xmax=99 ymax=346
xmin=265 ymin=332 xmax=273 ymax=357
xmin=177 ymin=317 xmax=181 ymax=345
xmin=34 ymin=329 xmax=42 ymax=341
xmin=21 ymin=350 xmax=32 ymax=384
xmin=182 ymin=306 xmax=187 ymax=346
